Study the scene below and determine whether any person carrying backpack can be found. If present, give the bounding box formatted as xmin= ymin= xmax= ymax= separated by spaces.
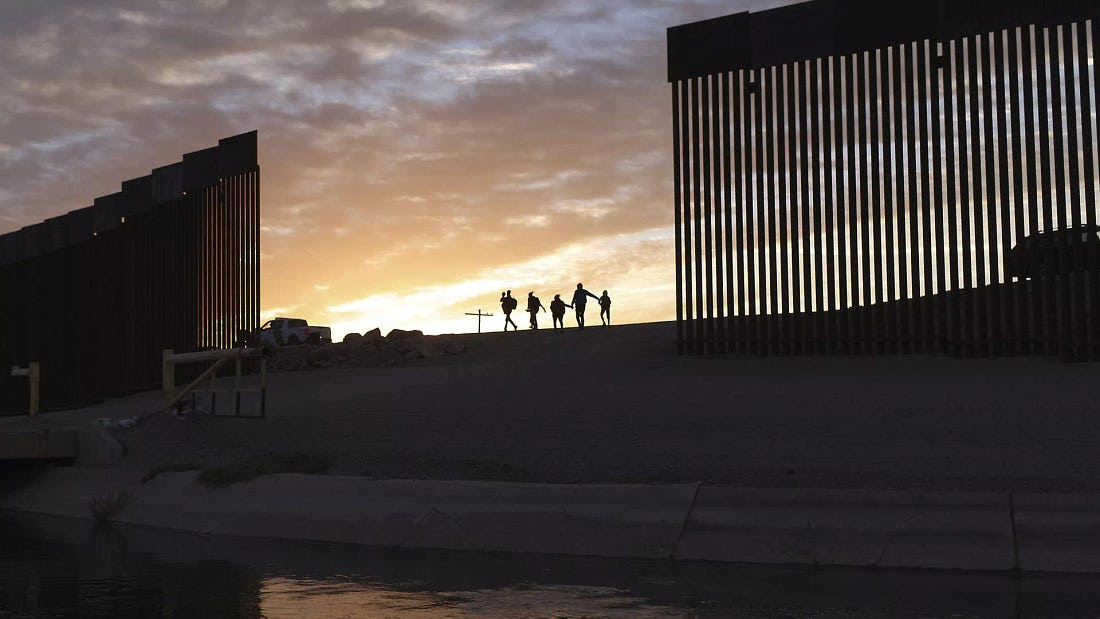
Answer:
xmin=550 ymin=294 xmax=572 ymax=331
xmin=501 ymin=290 xmax=518 ymax=331
xmin=527 ymin=291 xmax=546 ymax=329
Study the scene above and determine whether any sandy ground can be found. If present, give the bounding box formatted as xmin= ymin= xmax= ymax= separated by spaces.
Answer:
xmin=4 ymin=321 xmax=1099 ymax=492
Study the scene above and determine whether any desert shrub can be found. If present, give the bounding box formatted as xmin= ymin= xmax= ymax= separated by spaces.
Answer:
xmin=89 ymin=489 xmax=131 ymax=524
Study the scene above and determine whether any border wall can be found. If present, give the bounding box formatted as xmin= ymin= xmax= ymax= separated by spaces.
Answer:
xmin=0 ymin=131 xmax=260 ymax=411
xmin=669 ymin=1 xmax=1100 ymax=359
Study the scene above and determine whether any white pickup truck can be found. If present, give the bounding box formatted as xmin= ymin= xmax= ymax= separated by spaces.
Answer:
xmin=254 ymin=317 xmax=332 ymax=347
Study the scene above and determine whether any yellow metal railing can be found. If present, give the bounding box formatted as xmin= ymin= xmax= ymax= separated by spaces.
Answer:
xmin=162 ymin=348 xmax=267 ymax=418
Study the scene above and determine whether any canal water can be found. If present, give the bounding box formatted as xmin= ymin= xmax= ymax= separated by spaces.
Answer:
xmin=3 ymin=511 xmax=1100 ymax=618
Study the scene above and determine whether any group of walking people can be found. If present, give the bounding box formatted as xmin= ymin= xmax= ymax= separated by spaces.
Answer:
xmin=500 ymin=283 xmax=611 ymax=331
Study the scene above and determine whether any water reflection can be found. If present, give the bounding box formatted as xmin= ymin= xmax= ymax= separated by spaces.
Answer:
xmin=260 ymin=579 xmax=684 ymax=618
xmin=4 ymin=510 xmax=1100 ymax=618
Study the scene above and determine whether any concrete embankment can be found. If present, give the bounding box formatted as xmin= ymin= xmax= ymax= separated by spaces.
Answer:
xmin=3 ymin=467 xmax=1099 ymax=574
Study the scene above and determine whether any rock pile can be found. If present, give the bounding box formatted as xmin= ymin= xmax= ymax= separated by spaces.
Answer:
xmin=270 ymin=329 xmax=467 ymax=373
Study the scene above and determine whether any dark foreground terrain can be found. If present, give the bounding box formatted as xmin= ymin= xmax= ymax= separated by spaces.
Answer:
xmin=4 ymin=321 xmax=1098 ymax=492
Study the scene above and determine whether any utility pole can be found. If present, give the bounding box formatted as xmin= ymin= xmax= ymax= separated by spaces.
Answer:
xmin=465 ymin=310 xmax=493 ymax=334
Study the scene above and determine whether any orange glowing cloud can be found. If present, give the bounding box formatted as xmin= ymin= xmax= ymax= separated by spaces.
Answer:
xmin=0 ymin=0 xmax=801 ymax=339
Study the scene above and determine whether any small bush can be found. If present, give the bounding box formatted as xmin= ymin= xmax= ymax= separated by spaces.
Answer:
xmin=198 ymin=451 xmax=335 ymax=488
xmin=141 ymin=462 xmax=203 ymax=484
xmin=89 ymin=489 xmax=131 ymax=524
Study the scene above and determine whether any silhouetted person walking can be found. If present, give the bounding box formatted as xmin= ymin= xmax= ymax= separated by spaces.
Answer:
xmin=571 ymin=283 xmax=599 ymax=330
xmin=550 ymin=294 xmax=572 ymax=331
xmin=501 ymin=290 xmax=518 ymax=331
xmin=599 ymin=290 xmax=611 ymax=326
xmin=527 ymin=291 xmax=546 ymax=329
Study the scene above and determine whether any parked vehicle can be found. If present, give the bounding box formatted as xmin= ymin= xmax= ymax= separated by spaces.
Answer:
xmin=253 ymin=318 xmax=332 ymax=347
xmin=1006 ymin=225 xmax=1100 ymax=279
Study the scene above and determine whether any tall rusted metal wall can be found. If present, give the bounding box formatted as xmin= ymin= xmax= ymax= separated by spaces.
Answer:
xmin=670 ymin=0 xmax=1100 ymax=359
xmin=0 ymin=131 xmax=260 ymax=411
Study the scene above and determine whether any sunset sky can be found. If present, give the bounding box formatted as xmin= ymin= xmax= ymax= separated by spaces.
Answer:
xmin=0 ymin=0 xmax=797 ymax=339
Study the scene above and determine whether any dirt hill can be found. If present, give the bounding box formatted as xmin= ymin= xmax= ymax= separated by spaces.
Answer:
xmin=4 ymin=321 xmax=1098 ymax=493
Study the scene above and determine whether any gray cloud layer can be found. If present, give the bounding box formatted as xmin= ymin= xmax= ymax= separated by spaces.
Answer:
xmin=0 ymin=0 xmax=794 ymax=334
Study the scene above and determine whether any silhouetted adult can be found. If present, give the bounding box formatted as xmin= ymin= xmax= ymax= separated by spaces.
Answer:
xmin=550 ymin=294 xmax=572 ymax=331
xmin=571 ymin=283 xmax=599 ymax=330
xmin=599 ymin=290 xmax=611 ymax=326
xmin=501 ymin=290 xmax=518 ymax=331
xmin=527 ymin=292 xmax=546 ymax=329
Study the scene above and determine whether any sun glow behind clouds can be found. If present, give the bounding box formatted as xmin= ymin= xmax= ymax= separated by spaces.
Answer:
xmin=324 ymin=228 xmax=674 ymax=339
xmin=0 ymin=0 xmax=791 ymax=343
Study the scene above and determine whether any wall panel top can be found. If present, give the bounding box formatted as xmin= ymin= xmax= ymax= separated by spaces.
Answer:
xmin=0 ymin=233 xmax=17 ymax=264
xmin=63 ymin=208 xmax=93 ymax=246
xmin=152 ymin=163 xmax=184 ymax=204
xmin=182 ymin=146 xmax=220 ymax=193
xmin=0 ymin=131 xmax=257 ymax=265
xmin=668 ymin=0 xmax=1100 ymax=81
xmin=217 ymin=132 xmax=259 ymax=178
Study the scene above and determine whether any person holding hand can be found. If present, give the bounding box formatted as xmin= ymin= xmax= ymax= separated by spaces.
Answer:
xmin=571 ymin=283 xmax=599 ymax=330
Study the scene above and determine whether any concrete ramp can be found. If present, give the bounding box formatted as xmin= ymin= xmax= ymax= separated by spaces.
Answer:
xmin=0 ymin=468 xmax=698 ymax=561
xmin=131 ymin=475 xmax=700 ymax=560
xmin=674 ymin=487 xmax=1015 ymax=571
xmin=6 ymin=468 xmax=1100 ymax=573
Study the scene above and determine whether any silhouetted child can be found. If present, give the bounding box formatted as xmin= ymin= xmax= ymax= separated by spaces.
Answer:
xmin=599 ymin=290 xmax=611 ymax=326
xmin=550 ymin=294 xmax=572 ymax=331
xmin=571 ymin=283 xmax=599 ymax=330
xmin=501 ymin=290 xmax=518 ymax=331
xmin=527 ymin=291 xmax=546 ymax=329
